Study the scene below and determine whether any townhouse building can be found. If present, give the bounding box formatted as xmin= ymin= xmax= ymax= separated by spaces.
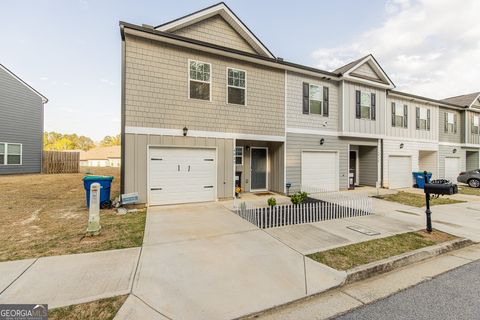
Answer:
xmin=120 ymin=2 xmax=479 ymax=206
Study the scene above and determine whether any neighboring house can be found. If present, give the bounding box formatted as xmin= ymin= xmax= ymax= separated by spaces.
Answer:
xmin=120 ymin=2 xmax=476 ymax=206
xmin=0 ymin=63 xmax=48 ymax=174
xmin=80 ymin=146 xmax=121 ymax=167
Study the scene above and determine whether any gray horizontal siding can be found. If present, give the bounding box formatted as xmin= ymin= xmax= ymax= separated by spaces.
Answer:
xmin=438 ymin=144 xmax=466 ymax=179
xmin=0 ymin=67 xmax=43 ymax=174
xmin=438 ymin=107 xmax=462 ymax=143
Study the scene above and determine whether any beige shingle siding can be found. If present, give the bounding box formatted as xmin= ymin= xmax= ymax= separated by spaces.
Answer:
xmin=350 ymin=63 xmax=381 ymax=81
xmin=124 ymin=34 xmax=285 ymax=136
xmin=438 ymin=107 xmax=462 ymax=143
xmin=172 ymin=15 xmax=258 ymax=55
xmin=385 ymin=96 xmax=438 ymax=141
xmin=286 ymin=71 xmax=339 ymax=132
xmin=342 ymin=81 xmax=386 ymax=135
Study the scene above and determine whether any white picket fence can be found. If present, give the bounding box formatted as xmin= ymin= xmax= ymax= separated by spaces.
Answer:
xmin=234 ymin=188 xmax=373 ymax=229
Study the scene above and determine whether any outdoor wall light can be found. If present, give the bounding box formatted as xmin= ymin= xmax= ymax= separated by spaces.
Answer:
xmin=183 ymin=126 xmax=188 ymax=136
xmin=320 ymin=138 xmax=325 ymax=145
xmin=400 ymin=143 xmax=404 ymax=149
xmin=453 ymin=148 xmax=457 ymax=153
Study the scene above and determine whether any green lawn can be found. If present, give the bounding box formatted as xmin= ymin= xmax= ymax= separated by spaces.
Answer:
xmin=49 ymin=295 xmax=127 ymax=320
xmin=307 ymin=230 xmax=456 ymax=270
xmin=378 ymin=191 xmax=464 ymax=208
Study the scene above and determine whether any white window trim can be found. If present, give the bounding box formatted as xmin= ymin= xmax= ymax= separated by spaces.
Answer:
xmin=226 ymin=67 xmax=247 ymax=106
xmin=393 ymin=102 xmax=406 ymax=127
xmin=235 ymin=146 xmax=244 ymax=165
xmin=473 ymin=115 xmax=479 ymax=134
xmin=309 ymin=84 xmax=323 ymax=116
xmin=360 ymin=91 xmax=372 ymax=120
xmin=0 ymin=142 xmax=22 ymax=165
xmin=188 ymin=59 xmax=212 ymax=102
xmin=417 ymin=107 xmax=429 ymax=131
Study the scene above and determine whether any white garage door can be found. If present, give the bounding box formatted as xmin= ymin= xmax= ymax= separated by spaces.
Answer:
xmin=445 ymin=157 xmax=460 ymax=182
xmin=301 ymin=151 xmax=338 ymax=191
xmin=149 ymin=147 xmax=216 ymax=206
xmin=389 ymin=156 xmax=412 ymax=189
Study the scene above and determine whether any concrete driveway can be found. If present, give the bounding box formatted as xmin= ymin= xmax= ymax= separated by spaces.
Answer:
xmin=117 ymin=202 xmax=345 ymax=320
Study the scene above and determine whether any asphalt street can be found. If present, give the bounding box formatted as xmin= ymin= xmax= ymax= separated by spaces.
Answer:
xmin=335 ymin=260 xmax=480 ymax=320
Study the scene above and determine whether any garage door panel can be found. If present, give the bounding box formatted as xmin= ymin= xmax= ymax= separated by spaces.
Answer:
xmin=389 ymin=156 xmax=412 ymax=189
xmin=301 ymin=151 xmax=338 ymax=191
xmin=445 ymin=157 xmax=460 ymax=182
xmin=149 ymin=147 xmax=216 ymax=206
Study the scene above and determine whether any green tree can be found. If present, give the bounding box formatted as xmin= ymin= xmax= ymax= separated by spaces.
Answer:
xmin=43 ymin=132 xmax=95 ymax=151
xmin=100 ymin=134 xmax=121 ymax=147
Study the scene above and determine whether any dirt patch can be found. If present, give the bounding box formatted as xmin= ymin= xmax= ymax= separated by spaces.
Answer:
xmin=0 ymin=167 xmax=146 ymax=262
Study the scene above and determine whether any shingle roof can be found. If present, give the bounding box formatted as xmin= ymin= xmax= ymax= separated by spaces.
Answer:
xmin=80 ymin=146 xmax=121 ymax=161
xmin=333 ymin=55 xmax=370 ymax=74
xmin=441 ymin=92 xmax=480 ymax=107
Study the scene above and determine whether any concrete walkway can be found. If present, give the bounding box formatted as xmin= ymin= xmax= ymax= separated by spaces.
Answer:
xmin=118 ymin=202 xmax=346 ymax=320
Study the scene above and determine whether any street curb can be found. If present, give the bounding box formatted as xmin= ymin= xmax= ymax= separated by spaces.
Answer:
xmin=344 ymin=237 xmax=474 ymax=284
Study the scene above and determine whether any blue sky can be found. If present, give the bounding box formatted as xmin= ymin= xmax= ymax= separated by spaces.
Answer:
xmin=1 ymin=0 xmax=479 ymax=140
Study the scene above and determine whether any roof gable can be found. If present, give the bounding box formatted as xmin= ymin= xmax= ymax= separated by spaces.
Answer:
xmin=0 ymin=63 xmax=48 ymax=103
xmin=334 ymin=55 xmax=394 ymax=89
xmin=441 ymin=92 xmax=480 ymax=108
xmin=155 ymin=2 xmax=274 ymax=58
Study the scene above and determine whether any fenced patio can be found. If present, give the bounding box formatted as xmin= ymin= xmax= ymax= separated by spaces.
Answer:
xmin=233 ymin=187 xmax=373 ymax=229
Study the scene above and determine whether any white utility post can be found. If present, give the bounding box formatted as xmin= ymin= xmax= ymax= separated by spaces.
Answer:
xmin=86 ymin=182 xmax=101 ymax=235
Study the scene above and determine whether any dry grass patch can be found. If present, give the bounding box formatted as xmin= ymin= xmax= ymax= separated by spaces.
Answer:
xmin=378 ymin=191 xmax=464 ymax=207
xmin=49 ymin=295 xmax=127 ymax=320
xmin=458 ymin=186 xmax=480 ymax=196
xmin=0 ymin=167 xmax=146 ymax=262
xmin=307 ymin=230 xmax=457 ymax=270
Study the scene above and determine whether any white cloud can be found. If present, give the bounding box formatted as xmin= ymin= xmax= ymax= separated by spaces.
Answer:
xmin=311 ymin=0 xmax=480 ymax=99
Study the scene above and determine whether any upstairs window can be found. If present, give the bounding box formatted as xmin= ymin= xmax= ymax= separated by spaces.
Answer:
xmin=472 ymin=115 xmax=479 ymax=134
xmin=227 ymin=68 xmax=246 ymax=105
xmin=355 ymin=90 xmax=376 ymax=120
xmin=443 ymin=112 xmax=457 ymax=134
xmin=302 ymin=83 xmax=329 ymax=116
xmin=189 ymin=60 xmax=211 ymax=101
xmin=0 ymin=143 xmax=22 ymax=165
xmin=416 ymin=107 xmax=431 ymax=131
xmin=392 ymin=102 xmax=408 ymax=128
xmin=235 ymin=146 xmax=243 ymax=165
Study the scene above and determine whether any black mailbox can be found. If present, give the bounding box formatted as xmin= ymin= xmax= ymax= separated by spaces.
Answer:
xmin=424 ymin=183 xmax=457 ymax=195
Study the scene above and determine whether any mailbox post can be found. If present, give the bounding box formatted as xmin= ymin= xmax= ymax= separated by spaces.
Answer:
xmin=423 ymin=172 xmax=433 ymax=233
xmin=423 ymin=170 xmax=458 ymax=233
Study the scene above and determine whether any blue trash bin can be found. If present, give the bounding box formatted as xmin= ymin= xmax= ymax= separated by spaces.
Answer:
xmin=412 ymin=172 xmax=432 ymax=189
xmin=82 ymin=175 xmax=114 ymax=208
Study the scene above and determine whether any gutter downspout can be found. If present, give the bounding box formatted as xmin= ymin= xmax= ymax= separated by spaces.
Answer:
xmin=120 ymin=25 xmax=126 ymax=194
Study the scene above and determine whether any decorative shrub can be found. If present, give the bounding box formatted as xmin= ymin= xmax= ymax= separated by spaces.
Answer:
xmin=290 ymin=192 xmax=308 ymax=205
xmin=267 ymin=197 xmax=277 ymax=207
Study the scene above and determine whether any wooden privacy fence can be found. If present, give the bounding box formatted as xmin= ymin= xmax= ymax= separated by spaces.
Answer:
xmin=234 ymin=190 xmax=373 ymax=229
xmin=42 ymin=151 xmax=80 ymax=174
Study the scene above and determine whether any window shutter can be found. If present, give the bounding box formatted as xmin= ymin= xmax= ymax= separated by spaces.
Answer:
xmin=302 ymin=83 xmax=309 ymax=114
xmin=471 ymin=115 xmax=475 ymax=134
xmin=371 ymin=93 xmax=376 ymax=120
xmin=323 ymin=86 xmax=329 ymax=117
xmin=427 ymin=109 xmax=431 ymax=131
xmin=355 ymin=90 xmax=361 ymax=119
xmin=404 ymin=104 xmax=408 ymax=128
xmin=391 ymin=102 xmax=396 ymax=126
xmin=454 ymin=114 xmax=457 ymax=133
xmin=416 ymin=107 xmax=420 ymax=129
xmin=443 ymin=112 xmax=448 ymax=132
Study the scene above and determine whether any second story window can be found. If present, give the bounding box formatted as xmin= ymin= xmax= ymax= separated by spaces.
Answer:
xmin=445 ymin=112 xmax=457 ymax=133
xmin=355 ymin=90 xmax=376 ymax=120
xmin=392 ymin=102 xmax=408 ymax=128
xmin=302 ymin=82 xmax=329 ymax=116
xmin=227 ymin=68 xmax=246 ymax=105
xmin=189 ymin=60 xmax=211 ymax=101
xmin=472 ymin=115 xmax=479 ymax=134
xmin=416 ymin=107 xmax=431 ymax=131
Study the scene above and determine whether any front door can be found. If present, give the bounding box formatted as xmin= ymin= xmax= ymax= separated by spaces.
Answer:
xmin=349 ymin=151 xmax=357 ymax=185
xmin=251 ymin=148 xmax=267 ymax=190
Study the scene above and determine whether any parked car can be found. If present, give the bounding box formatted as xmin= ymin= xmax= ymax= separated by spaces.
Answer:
xmin=457 ymin=170 xmax=480 ymax=188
